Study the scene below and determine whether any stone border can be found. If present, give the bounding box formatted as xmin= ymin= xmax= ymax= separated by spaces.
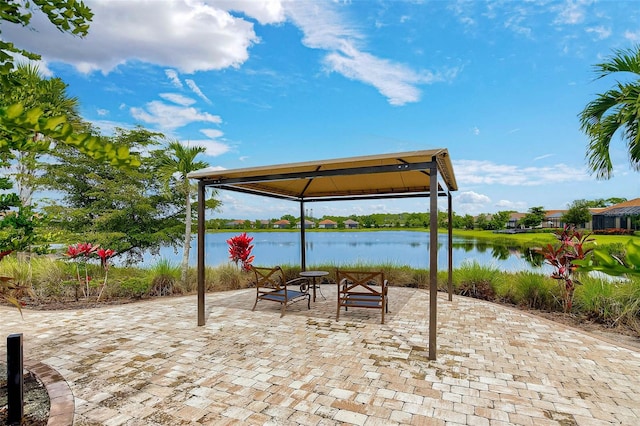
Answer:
xmin=24 ymin=361 xmax=74 ymax=426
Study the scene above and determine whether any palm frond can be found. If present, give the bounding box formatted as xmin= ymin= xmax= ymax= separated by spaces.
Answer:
xmin=594 ymin=45 xmax=640 ymax=79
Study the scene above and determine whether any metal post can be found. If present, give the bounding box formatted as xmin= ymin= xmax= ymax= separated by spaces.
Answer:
xmin=7 ymin=333 xmax=24 ymax=424
xmin=197 ymin=180 xmax=206 ymax=326
xmin=448 ymin=192 xmax=453 ymax=302
xmin=300 ymin=200 xmax=306 ymax=271
xmin=429 ymin=160 xmax=438 ymax=361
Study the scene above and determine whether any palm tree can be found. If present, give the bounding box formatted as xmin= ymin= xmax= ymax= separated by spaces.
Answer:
xmin=158 ymin=140 xmax=209 ymax=285
xmin=579 ymin=46 xmax=640 ymax=179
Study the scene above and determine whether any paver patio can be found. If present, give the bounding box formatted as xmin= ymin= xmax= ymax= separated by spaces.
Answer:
xmin=1 ymin=285 xmax=639 ymax=425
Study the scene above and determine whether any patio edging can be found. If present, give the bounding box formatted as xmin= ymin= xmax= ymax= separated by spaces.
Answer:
xmin=24 ymin=360 xmax=74 ymax=426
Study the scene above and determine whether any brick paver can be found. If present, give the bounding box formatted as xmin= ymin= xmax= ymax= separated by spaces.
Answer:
xmin=1 ymin=285 xmax=639 ymax=425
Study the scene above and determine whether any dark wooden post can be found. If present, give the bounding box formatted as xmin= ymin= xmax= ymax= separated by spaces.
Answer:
xmin=448 ymin=192 xmax=453 ymax=302
xmin=197 ymin=180 xmax=206 ymax=326
xmin=7 ymin=333 xmax=24 ymax=424
xmin=300 ymin=200 xmax=306 ymax=271
xmin=428 ymin=159 xmax=439 ymax=360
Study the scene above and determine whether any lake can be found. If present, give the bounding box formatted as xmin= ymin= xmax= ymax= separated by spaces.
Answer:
xmin=142 ymin=231 xmax=550 ymax=272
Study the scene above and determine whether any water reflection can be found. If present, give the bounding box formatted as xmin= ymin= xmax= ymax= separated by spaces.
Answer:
xmin=142 ymin=231 xmax=551 ymax=273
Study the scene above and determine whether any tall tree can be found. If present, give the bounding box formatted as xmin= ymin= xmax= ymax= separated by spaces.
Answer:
xmin=520 ymin=206 xmax=547 ymax=228
xmin=579 ymin=46 xmax=640 ymax=179
xmin=157 ymin=140 xmax=210 ymax=285
xmin=43 ymin=128 xmax=181 ymax=264
xmin=561 ymin=200 xmax=592 ymax=227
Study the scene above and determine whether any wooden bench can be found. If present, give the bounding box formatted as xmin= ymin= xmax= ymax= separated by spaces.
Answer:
xmin=251 ymin=266 xmax=310 ymax=317
xmin=336 ymin=270 xmax=389 ymax=324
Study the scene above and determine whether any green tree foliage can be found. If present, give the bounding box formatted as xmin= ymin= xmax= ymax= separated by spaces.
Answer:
xmin=520 ymin=206 xmax=547 ymax=228
xmin=475 ymin=214 xmax=489 ymax=230
xmin=579 ymin=46 xmax=640 ymax=179
xmin=0 ymin=0 xmax=93 ymax=74
xmin=488 ymin=211 xmax=511 ymax=230
xmin=561 ymin=200 xmax=593 ymax=227
xmin=42 ymin=128 xmax=184 ymax=264
xmin=1 ymin=64 xmax=81 ymax=206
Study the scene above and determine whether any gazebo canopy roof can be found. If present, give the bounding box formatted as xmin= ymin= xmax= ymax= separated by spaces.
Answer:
xmin=188 ymin=149 xmax=457 ymax=201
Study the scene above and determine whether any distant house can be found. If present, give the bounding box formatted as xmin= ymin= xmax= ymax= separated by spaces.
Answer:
xmin=256 ymin=220 xmax=271 ymax=229
xmin=225 ymin=219 xmax=246 ymax=228
xmin=318 ymin=219 xmax=337 ymax=229
xmin=344 ymin=219 xmax=359 ymax=229
xmin=543 ymin=210 xmax=566 ymax=228
xmin=273 ymin=219 xmax=290 ymax=229
xmin=506 ymin=213 xmax=526 ymax=228
xmin=591 ymin=198 xmax=640 ymax=231
xmin=297 ymin=220 xmax=315 ymax=229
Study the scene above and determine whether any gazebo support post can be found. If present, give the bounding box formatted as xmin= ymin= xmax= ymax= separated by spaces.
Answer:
xmin=300 ymin=200 xmax=306 ymax=270
xmin=429 ymin=159 xmax=438 ymax=360
xmin=448 ymin=192 xmax=453 ymax=302
xmin=197 ymin=180 xmax=206 ymax=326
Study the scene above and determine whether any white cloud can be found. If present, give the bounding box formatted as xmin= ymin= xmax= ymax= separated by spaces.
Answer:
xmin=585 ymin=26 xmax=611 ymax=40
xmin=3 ymin=0 xmax=262 ymax=74
xmin=194 ymin=128 xmax=229 ymax=156
xmin=165 ymin=69 xmax=183 ymax=88
xmin=186 ymin=79 xmax=212 ymax=104
xmin=453 ymin=160 xmax=590 ymax=186
xmin=553 ymin=0 xmax=586 ymax=25
xmin=472 ymin=127 xmax=480 ymax=136
xmin=130 ymin=101 xmax=222 ymax=130
xmin=624 ymin=30 xmax=640 ymax=42
xmin=159 ymin=93 xmax=197 ymax=106
xmin=533 ymin=154 xmax=554 ymax=161
xmin=455 ymin=191 xmax=491 ymax=215
xmin=200 ymin=129 xmax=224 ymax=139
xmin=96 ymin=109 xmax=109 ymax=116
xmin=494 ymin=199 xmax=527 ymax=211
xmin=87 ymin=119 xmax=133 ymax=135
xmin=189 ymin=139 xmax=230 ymax=157
xmin=215 ymin=0 xmax=286 ymax=25
xmin=285 ymin=0 xmax=457 ymax=106
xmin=457 ymin=191 xmax=491 ymax=205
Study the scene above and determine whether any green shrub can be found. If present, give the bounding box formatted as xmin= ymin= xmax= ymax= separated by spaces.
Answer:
xmin=453 ymin=260 xmax=502 ymax=300
xmin=148 ymin=258 xmax=180 ymax=296
xmin=120 ymin=277 xmax=152 ymax=298
xmin=574 ymin=275 xmax=640 ymax=331
xmin=207 ymin=263 xmax=249 ymax=291
xmin=502 ymin=271 xmax=560 ymax=310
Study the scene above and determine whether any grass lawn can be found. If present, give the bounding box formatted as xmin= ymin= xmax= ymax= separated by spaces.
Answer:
xmin=449 ymin=228 xmax=639 ymax=247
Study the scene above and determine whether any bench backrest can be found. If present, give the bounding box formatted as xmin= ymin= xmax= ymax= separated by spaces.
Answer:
xmin=336 ymin=270 xmax=386 ymax=295
xmin=251 ymin=265 xmax=286 ymax=291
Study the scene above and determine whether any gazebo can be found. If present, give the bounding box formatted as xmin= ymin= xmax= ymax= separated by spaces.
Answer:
xmin=188 ymin=149 xmax=458 ymax=360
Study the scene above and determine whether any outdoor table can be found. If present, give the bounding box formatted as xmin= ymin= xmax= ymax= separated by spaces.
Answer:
xmin=299 ymin=270 xmax=329 ymax=302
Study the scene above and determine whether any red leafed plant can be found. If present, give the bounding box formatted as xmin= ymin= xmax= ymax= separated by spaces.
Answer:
xmin=65 ymin=242 xmax=117 ymax=300
xmin=538 ymin=225 xmax=594 ymax=313
xmin=96 ymin=248 xmax=116 ymax=301
xmin=227 ymin=233 xmax=255 ymax=271
xmin=0 ymin=249 xmax=32 ymax=315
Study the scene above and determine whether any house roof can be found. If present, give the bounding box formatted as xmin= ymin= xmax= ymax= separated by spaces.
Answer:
xmin=344 ymin=219 xmax=359 ymax=224
xmin=319 ymin=219 xmax=337 ymax=225
xmin=595 ymin=198 xmax=640 ymax=217
xmin=188 ymin=149 xmax=457 ymax=201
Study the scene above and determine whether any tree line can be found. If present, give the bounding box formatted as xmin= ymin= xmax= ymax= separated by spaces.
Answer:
xmin=207 ymin=197 xmax=629 ymax=231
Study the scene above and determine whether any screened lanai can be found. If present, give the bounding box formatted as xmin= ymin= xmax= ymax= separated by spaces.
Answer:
xmin=188 ymin=149 xmax=458 ymax=360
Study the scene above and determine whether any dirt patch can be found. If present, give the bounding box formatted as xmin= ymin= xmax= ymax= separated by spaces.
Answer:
xmin=0 ymin=363 xmax=49 ymax=426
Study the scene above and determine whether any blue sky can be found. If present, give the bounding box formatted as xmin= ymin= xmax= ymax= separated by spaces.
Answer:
xmin=5 ymin=0 xmax=640 ymax=220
